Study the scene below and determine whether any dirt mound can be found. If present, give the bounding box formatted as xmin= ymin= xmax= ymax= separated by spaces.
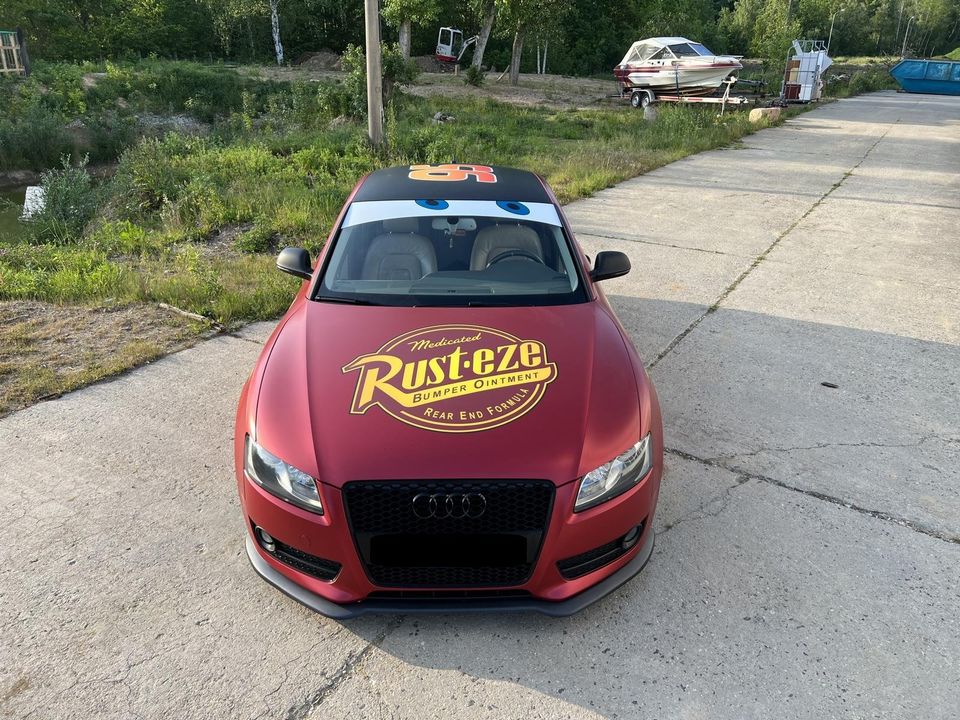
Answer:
xmin=294 ymin=50 xmax=341 ymax=70
xmin=412 ymin=55 xmax=457 ymax=73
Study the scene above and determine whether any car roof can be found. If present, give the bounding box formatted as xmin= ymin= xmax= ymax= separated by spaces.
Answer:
xmin=353 ymin=165 xmax=552 ymax=203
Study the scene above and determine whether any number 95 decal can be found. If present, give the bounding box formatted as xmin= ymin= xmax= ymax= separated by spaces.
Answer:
xmin=408 ymin=164 xmax=497 ymax=183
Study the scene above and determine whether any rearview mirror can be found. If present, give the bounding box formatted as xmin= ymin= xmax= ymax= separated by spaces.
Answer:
xmin=589 ymin=251 xmax=631 ymax=282
xmin=277 ymin=247 xmax=313 ymax=280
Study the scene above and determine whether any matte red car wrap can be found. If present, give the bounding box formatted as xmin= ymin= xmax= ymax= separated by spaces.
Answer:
xmin=235 ymin=165 xmax=663 ymax=617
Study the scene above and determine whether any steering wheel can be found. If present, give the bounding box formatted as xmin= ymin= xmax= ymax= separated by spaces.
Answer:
xmin=487 ymin=249 xmax=545 ymax=268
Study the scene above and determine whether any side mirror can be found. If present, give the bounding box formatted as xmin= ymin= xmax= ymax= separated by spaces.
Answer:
xmin=589 ymin=251 xmax=631 ymax=282
xmin=277 ymin=247 xmax=313 ymax=280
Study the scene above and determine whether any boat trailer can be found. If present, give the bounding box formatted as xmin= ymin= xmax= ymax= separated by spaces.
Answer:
xmin=621 ymin=77 xmax=767 ymax=114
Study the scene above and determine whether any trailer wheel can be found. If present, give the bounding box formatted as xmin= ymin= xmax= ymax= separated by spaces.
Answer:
xmin=630 ymin=90 xmax=652 ymax=109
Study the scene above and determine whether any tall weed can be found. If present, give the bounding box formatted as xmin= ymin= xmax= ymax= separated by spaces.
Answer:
xmin=30 ymin=157 xmax=101 ymax=244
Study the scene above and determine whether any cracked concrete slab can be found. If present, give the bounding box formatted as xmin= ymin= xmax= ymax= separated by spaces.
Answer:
xmin=649 ymin=302 xmax=960 ymax=540
xmin=761 ymin=202 xmax=960 ymax=293
xmin=563 ymin=157 xmax=838 ymax=257
xmin=2 ymin=92 xmax=959 ymax=719
xmin=648 ymin=92 xmax=960 ymax=540
xmin=726 ymin=255 xmax=960 ymax=342
xmin=573 ymin=233 xmax=748 ymax=362
xmin=311 ymin=458 xmax=960 ymax=719
xmin=0 ymin=335 xmax=389 ymax=719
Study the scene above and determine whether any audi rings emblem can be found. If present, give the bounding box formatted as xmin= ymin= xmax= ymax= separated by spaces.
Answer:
xmin=412 ymin=493 xmax=487 ymax=519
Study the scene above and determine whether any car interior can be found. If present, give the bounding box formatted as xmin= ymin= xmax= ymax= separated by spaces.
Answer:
xmin=328 ymin=216 xmax=573 ymax=288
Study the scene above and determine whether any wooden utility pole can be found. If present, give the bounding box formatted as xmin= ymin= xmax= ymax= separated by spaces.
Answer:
xmin=364 ymin=0 xmax=384 ymax=146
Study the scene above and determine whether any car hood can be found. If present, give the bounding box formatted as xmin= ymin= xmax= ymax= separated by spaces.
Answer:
xmin=254 ymin=301 xmax=641 ymax=489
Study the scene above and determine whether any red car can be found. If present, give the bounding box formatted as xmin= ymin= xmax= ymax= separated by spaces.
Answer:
xmin=235 ymin=164 xmax=663 ymax=617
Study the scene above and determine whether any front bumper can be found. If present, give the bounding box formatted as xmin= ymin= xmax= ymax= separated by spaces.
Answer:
xmin=245 ymin=527 xmax=655 ymax=618
xmin=240 ymin=456 xmax=661 ymax=616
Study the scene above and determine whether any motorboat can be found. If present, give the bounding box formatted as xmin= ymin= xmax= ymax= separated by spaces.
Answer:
xmin=614 ymin=37 xmax=742 ymax=95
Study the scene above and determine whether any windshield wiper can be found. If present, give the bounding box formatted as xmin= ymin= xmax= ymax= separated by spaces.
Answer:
xmin=317 ymin=296 xmax=382 ymax=306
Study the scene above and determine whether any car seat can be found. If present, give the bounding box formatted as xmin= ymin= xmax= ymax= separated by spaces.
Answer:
xmin=361 ymin=218 xmax=437 ymax=281
xmin=469 ymin=223 xmax=544 ymax=271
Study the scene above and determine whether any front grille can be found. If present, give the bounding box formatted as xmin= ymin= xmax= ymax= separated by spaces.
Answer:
xmin=556 ymin=521 xmax=645 ymax=580
xmin=252 ymin=522 xmax=341 ymax=581
xmin=343 ymin=480 xmax=554 ymax=587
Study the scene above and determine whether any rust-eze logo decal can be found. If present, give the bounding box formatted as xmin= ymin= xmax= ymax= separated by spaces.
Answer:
xmin=342 ymin=324 xmax=557 ymax=433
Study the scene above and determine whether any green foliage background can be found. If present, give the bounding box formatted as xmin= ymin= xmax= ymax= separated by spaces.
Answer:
xmin=2 ymin=0 xmax=958 ymax=70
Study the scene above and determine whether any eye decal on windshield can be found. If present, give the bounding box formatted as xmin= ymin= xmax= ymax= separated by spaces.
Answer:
xmin=496 ymin=200 xmax=530 ymax=216
xmin=416 ymin=199 xmax=450 ymax=210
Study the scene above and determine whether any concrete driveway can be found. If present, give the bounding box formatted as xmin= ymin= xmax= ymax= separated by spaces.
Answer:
xmin=2 ymin=91 xmax=958 ymax=719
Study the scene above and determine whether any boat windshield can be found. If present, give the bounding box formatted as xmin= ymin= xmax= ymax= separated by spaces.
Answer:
xmin=668 ymin=43 xmax=713 ymax=57
xmin=315 ymin=200 xmax=587 ymax=307
xmin=623 ymin=42 xmax=658 ymax=64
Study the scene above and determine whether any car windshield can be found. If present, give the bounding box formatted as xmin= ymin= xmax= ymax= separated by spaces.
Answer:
xmin=315 ymin=200 xmax=587 ymax=307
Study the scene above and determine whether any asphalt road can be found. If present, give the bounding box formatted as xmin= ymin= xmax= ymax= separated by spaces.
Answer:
xmin=2 ymin=91 xmax=958 ymax=719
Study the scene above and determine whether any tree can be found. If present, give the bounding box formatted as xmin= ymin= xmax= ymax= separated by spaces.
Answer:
xmin=496 ymin=0 xmax=570 ymax=86
xmin=719 ymin=0 xmax=799 ymax=58
xmin=382 ymin=0 xmax=442 ymax=60
xmin=269 ymin=0 xmax=284 ymax=64
xmin=471 ymin=0 xmax=497 ymax=69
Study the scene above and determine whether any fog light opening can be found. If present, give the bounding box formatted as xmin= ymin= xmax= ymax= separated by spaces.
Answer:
xmin=255 ymin=526 xmax=276 ymax=553
xmin=621 ymin=525 xmax=642 ymax=550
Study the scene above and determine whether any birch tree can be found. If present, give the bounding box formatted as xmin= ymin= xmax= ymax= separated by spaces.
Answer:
xmin=269 ymin=0 xmax=284 ymax=64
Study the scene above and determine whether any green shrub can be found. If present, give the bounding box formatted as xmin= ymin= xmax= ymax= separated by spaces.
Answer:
xmin=0 ymin=108 xmax=72 ymax=170
xmin=30 ymin=157 xmax=101 ymax=244
xmin=31 ymin=63 xmax=89 ymax=116
xmin=824 ymin=66 xmax=896 ymax=98
xmin=463 ymin=65 xmax=485 ymax=87
xmin=316 ymin=82 xmax=353 ymax=119
xmin=112 ymin=134 xmax=199 ymax=215
xmin=88 ymin=60 xmax=282 ymax=121
xmin=341 ymin=43 xmax=420 ymax=117
xmin=86 ymin=112 xmax=138 ymax=163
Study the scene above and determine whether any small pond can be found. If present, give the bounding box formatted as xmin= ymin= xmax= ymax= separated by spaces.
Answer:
xmin=0 ymin=185 xmax=30 ymax=241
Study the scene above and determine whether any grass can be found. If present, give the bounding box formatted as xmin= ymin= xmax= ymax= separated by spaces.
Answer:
xmin=0 ymin=59 xmax=286 ymax=171
xmin=1 ymin=88 xmax=788 ymax=325
xmin=0 ymin=60 xmax=825 ymax=413
xmin=0 ymin=301 xmax=205 ymax=415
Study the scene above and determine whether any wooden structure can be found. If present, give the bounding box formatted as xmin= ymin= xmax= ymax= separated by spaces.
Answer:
xmin=0 ymin=29 xmax=29 ymax=77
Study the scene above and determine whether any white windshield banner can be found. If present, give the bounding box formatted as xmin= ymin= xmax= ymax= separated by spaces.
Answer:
xmin=343 ymin=200 xmax=562 ymax=228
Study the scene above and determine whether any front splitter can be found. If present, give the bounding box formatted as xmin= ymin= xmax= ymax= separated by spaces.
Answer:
xmin=244 ymin=529 xmax=655 ymax=619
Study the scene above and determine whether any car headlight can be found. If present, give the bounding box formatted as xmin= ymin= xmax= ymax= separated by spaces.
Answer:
xmin=244 ymin=435 xmax=323 ymax=514
xmin=574 ymin=434 xmax=652 ymax=512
